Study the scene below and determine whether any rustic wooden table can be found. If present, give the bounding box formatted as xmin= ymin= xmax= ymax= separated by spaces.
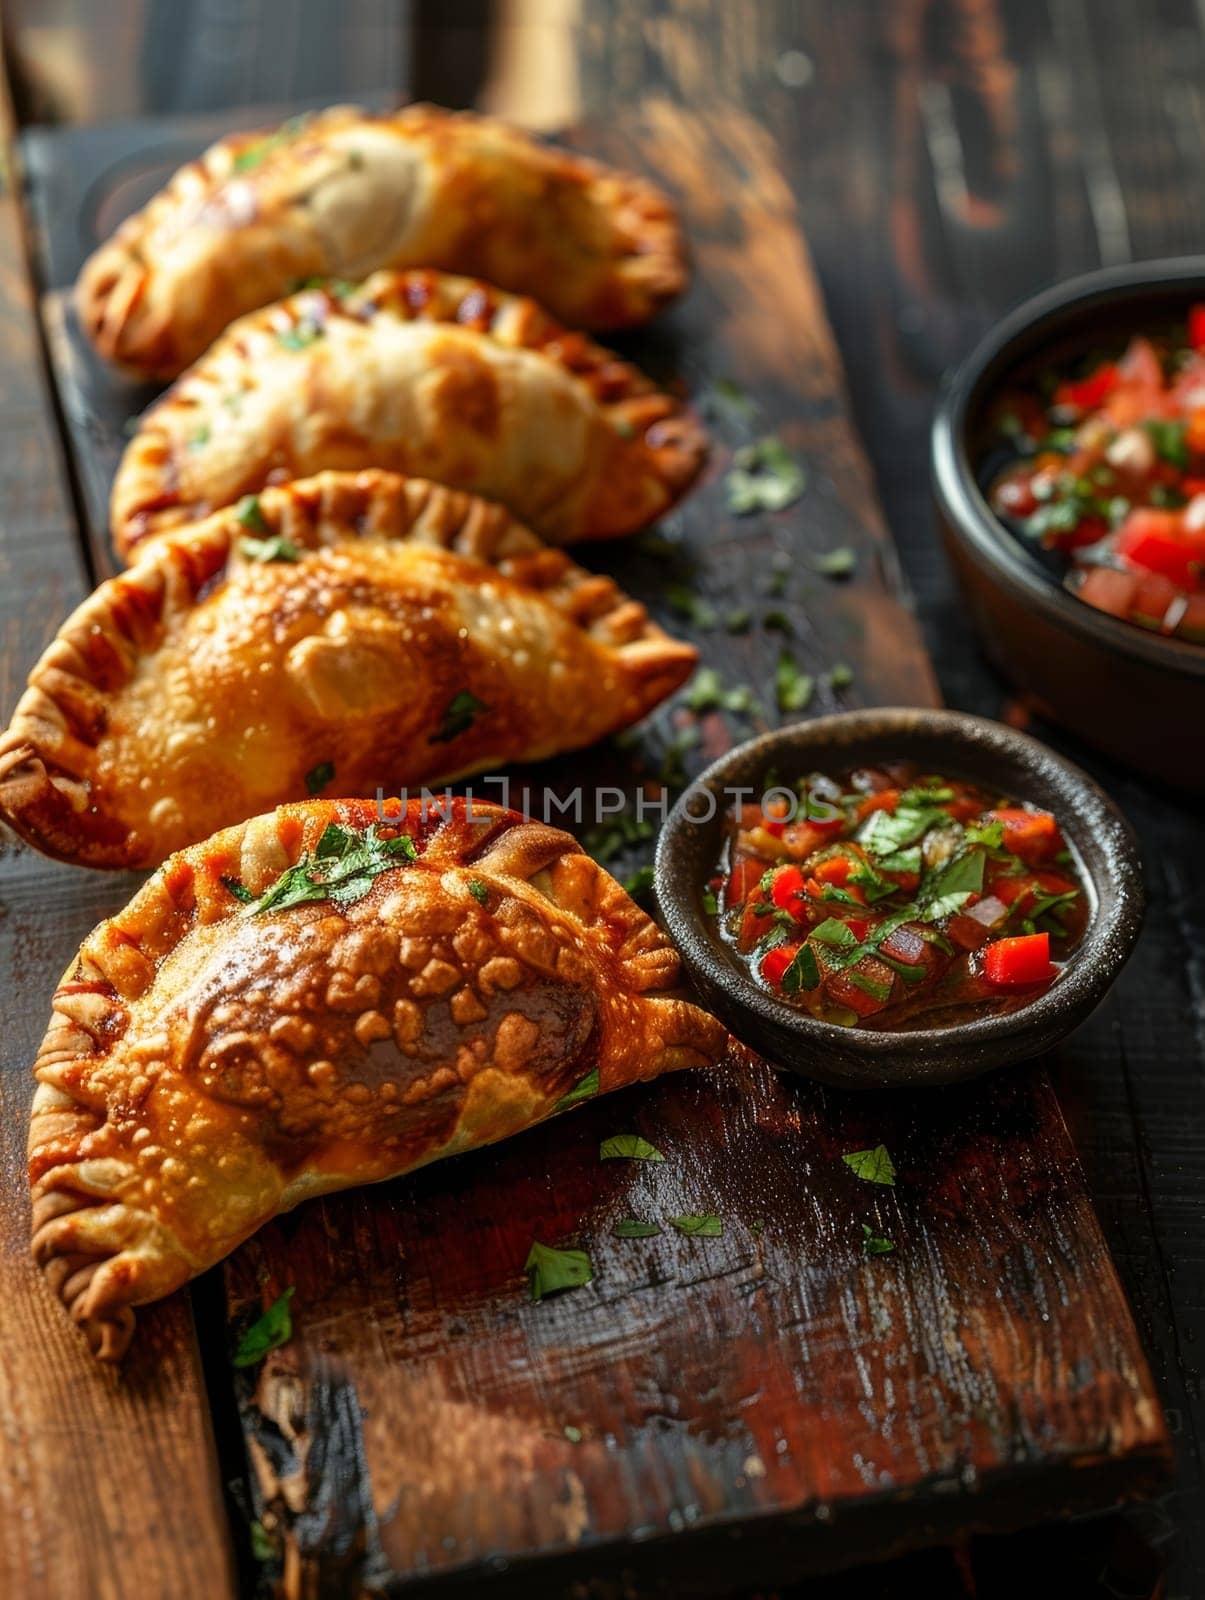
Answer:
xmin=0 ymin=3 xmax=1201 ymax=1597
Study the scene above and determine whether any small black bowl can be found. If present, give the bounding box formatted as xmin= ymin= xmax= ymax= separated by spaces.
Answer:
xmin=655 ymin=708 xmax=1143 ymax=1089
xmin=931 ymin=258 xmax=1205 ymax=792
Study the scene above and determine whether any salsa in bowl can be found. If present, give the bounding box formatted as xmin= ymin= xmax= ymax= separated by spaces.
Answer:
xmin=656 ymin=709 xmax=1143 ymax=1088
xmin=711 ymin=764 xmax=1087 ymax=1032
xmin=932 ymin=259 xmax=1205 ymax=790
xmin=985 ymin=312 xmax=1205 ymax=642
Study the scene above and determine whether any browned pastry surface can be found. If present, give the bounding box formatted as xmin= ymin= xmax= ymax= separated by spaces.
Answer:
xmin=28 ymin=797 xmax=728 ymax=1359
xmin=0 ymin=471 xmax=696 ymax=868
xmin=76 ymin=102 xmax=689 ymax=379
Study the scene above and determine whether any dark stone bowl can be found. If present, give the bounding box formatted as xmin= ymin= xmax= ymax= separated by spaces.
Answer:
xmin=654 ymin=708 xmax=1144 ymax=1089
xmin=931 ymin=257 xmax=1205 ymax=792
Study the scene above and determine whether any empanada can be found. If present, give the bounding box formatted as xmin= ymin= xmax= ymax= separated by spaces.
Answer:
xmin=28 ymin=796 xmax=728 ymax=1358
xmin=0 ymin=471 xmax=696 ymax=869
xmin=109 ymin=270 xmax=706 ymax=560
xmin=76 ymin=103 xmax=688 ymax=379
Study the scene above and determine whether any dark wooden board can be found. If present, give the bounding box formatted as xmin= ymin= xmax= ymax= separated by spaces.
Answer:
xmin=11 ymin=71 xmax=1171 ymax=1600
xmin=0 ymin=51 xmax=236 ymax=1600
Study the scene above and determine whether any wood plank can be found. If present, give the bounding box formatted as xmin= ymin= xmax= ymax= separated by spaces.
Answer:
xmin=20 ymin=64 xmax=1171 ymax=1600
xmin=0 ymin=45 xmax=237 ymax=1600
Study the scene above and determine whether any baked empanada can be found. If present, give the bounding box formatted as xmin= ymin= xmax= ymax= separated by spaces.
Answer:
xmin=0 ymin=471 xmax=696 ymax=869
xmin=110 ymin=271 xmax=706 ymax=560
xmin=28 ymin=796 xmax=727 ymax=1358
xmin=76 ymin=103 xmax=688 ymax=379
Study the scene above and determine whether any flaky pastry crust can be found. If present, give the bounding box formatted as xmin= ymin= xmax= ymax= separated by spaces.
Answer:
xmin=109 ymin=270 xmax=706 ymax=559
xmin=0 ymin=471 xmax=696 ymax=869
xmin=76 ymin=103 xmax=689 ymax=379
xmin=28 ymin=797 xmax=727 ymax=1359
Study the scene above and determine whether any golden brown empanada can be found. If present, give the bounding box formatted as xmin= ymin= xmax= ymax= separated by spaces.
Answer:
xmin=76 ymin=103 xmax=688 ymax=379
xmin=0 ymin=470 xmax=696 ymax=870
xmin=109 ymin=270 xmax=706 ymax=560
xmin=29 ymin=796 xmax=727 ymax=1359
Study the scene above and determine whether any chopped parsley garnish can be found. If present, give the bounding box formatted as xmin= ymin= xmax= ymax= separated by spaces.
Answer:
xmin=235 ymin=494 xmax=269 ymax=532
xmin=725 ymin=607 xmax=752 ymax=634
xmin=305 ymin=760 xmax=335 ymax=795
xmin=667 ymin=585 xmax=718 ymax=629
xmin=468 ymin=878 xmax=490 ymax=905
xmin=827 ymin=662 xmax=854 ymax=690
xmin=233 ymin=1287 xmax=295 ymax=1367
xmin=725 ymin=437 xmax=806 ymax=514
xmin=775 ymin=652 xmax=814 ymax=713
xmin=429 ymin=690 xmax=489 ymax=744
xmin=811 ymin=547 xmax=856 ymax=578
xmin=554 ymin=1067 xmax=599 ymax=1110
xmin=188 ymin=425 xmax=211 ymax=451
xmin=245 ymin=822 xmax=418 ymax=916
xmin=613 ymin=1219 xmax=663 ymax=1238
xmin=240 ymin=533 xmax=302 ymax=564
xmin=780 ymin=942 xmax=820 ymax=993
xmin=704 ymin=375 xmax=759 ymax=426
xmin=599 ymin=1134 xmax=665 ymax=1163
xmin=861 ymin=1224 xmax=896 ymax=1256
xmin=524 ymin=1240 xmax=593 ymax=1301
xmin=670 ymin=1214 xmax=723 ymax=1237
xmin=842 ymin=1145 xmax=896 ymax=1186
xmin=700 ymin=888 xmax=719 ymax=916
xmin=563 ymin=1424 xmax=583 ymax=1443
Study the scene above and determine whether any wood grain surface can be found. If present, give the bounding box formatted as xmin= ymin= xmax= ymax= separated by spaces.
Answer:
xmin=0 ymin=43 xmax=236 ymax=1600
xmin=2 ymin=1 xmax=1200 ymax=1594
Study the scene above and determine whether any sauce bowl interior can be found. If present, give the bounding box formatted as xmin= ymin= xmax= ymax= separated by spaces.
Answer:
xmin=655 ymin=708 xmax=1144 ymax=1089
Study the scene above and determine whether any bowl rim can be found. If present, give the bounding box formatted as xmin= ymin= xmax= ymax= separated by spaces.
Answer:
xmin=931 ymin=255 xmax=1205 ymax=681
xmin=654 ymin=708 xmax=1145 ymax=1065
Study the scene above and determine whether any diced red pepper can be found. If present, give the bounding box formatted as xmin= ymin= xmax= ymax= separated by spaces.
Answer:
xmin=738 ymin=901 xmax=777 ymax=952
xmin=813 ymin=854 xmax=854 ymax=886
xmin=726 ymin=858 xmax=768 ymax=907
xmin=982 ymin=932 xmax=1056 ymax=987
xmin=770 ymin=864 xmax=807 ymax=913
xmin=781 ymin=815 xmax=845 ymax=858
xmin=988 ymin=808 xmax=1060 ymax=865
xmin=826 ymin=957 xmax=896 ymax=1017
xmin=856 ymin=789 xmax=899 ymax=820
xmin=761 ymin=943 xmax=801 ymax=988
xmin=1117 ymin=509 xmax=1200 ymax=588
xmin=1053 ymin=362 xmax=1118 ymax=413
xmin=842 ymin=917 xmax=873 ymax=943
xmin=1190 ymin=304 xmax=1205 ymax=353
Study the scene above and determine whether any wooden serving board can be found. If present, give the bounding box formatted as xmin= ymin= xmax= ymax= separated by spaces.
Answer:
xmin=1 ymin=95 xmax=1169 ymax=1598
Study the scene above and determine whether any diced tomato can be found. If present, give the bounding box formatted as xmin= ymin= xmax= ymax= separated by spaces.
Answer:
xmin=781 ymin=818 xmax=843 ymax=858
xmin=982 ymin=932 xmax=1056 ymax=987
xmin=770 ymin=864 xmax=807 ymax=912
xmin=988 ymin=808 xmax=1060 ymax=865
xmin=1189 ymin=304 xmax=1205 ymax=353
xmin=1131 ymin=569 xmax=1182 ymax=629
xmin=1187 ymin=409 xmax=1205 ymax=456
xmin=826 ymin=957 xmax=896 ymax=1017
xmin=1076 ymin=564 xmax=1140 ymax=621
xmin=842 ymin=917 xmax=873 ymax=943
xmin=738 ymin=900 xmax=777 ymax=952
xmin=1054 ymin=362 xmax=1118 ymax=413
xmin=942 ymin=795 xmax=985 ymax=823
xmin=994 ymin=473 xmax=1039 ymax=518
xmin=1034 ymin=869 xmax=1077 ymax=898
xmin=1060 ymin=515 xmax=1109 ymax=551
xmin=856 ymin=790 xmax=899 ymax=820
xmin=726 ymin=858 xmax=768 ymax=906
xmin=813 ymin=854 xmax=854 ymax=886
xmin=1117 ymin=509 xmax=1200 ymax=588
xmin=946 ymin=912 xmax=992 ymax=951
xmin=761 ymin=944 xmax=801 ymax=988
xmin=991 ymin=873 xmax=1037 ymax=916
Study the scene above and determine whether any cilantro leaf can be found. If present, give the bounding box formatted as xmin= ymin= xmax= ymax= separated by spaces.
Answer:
xmin=613 ymin=1219 xmax=663 ymax=1238
xmin=553 ymin=1067 xmax=599 ymax=1110
xmin=429 ymin=690 xmax=489 ymax=744
xmin=725 ymin=437 xmax=806 ymax=514
xmin=670 ymin=1214 xmax=723 ymax=1236
xmin=599 ymin=1134 xmax=665 ymax=1163
xmin=811 ymin=547 xmax=856 ymax=578
xmin=775 ymin=651 xmax=814 ymax=713
xmin=240 ymin=533 xmax=301 ymax=564
xmin=810 ymin=918 xmax=858 ymax=947
xmin=842 ymin=1145 xmax=896 ymax=1186
xmin=780 ymin=942 xmax=820 ymax=993
xmin=235 ymin=494 xmax=269 ymax=532
xmin=233 ymin=1287 xmax=295 ymax=1367
xmin=468 ymin=878 xmax=490 ymax=904
xmin=919 ymin=847 xmax=985 ymax=921
xmin=861 ymin=1223 xmax=896 ymax=1256
xmin=525 ymin=1240 xmax=594 ymax=1301
xmin=247 ymin=823 xmax=417 ymax=915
